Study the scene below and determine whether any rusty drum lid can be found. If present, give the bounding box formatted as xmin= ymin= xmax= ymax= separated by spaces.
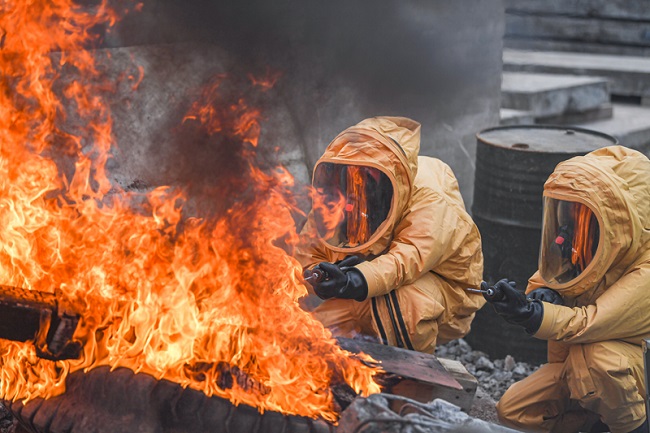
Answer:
xmin=477 ymin=125 xmax=618 ymax=154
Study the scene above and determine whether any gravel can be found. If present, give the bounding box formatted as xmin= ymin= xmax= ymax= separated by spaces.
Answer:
xmin=436 ymin=339 xmax=540 ymax=402
xmin=435 ymin=338 xmax=541 ymax=424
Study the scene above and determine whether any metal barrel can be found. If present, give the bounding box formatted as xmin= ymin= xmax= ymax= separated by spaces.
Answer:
xmin=464 ymin=125 xmax=618 ymax=364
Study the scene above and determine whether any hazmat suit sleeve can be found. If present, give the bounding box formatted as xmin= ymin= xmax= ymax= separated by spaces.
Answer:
xmin=534 ymin=260 xmax=650 ymax=344
xmin=354 ymin=186 xmax=482 ymax=298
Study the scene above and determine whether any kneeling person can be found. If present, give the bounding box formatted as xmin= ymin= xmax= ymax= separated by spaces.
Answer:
xmin=296 ymin=116 xmax=485 ymax=354
xmin=484 ymin=146 xmax=650 ymax=433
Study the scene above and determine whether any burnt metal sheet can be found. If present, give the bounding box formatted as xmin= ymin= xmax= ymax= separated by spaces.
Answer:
xmin=337 ymin=337 xmax=463 ymax=391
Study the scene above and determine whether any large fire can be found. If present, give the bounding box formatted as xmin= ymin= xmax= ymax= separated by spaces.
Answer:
xmin=0 ymin=0 xmax=380 ymax=422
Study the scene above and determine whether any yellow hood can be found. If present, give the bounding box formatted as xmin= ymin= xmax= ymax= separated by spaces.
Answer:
xmin=313 ymin=116 xmax=421 ymax=256
xmin=541 ymin=146 xmax=650 ymax=297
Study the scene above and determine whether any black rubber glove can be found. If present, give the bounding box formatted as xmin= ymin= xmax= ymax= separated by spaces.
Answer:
xmin=527 ymin=287 xmax=564 ymax=305
xmin=485 ymin=279 xmax=544 ymax=334
xmin=312 ymin=261 xmax=368 ymax=301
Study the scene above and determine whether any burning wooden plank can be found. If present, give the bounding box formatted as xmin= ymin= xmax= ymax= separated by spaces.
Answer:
xmin=338 ymin=337 xmax=478 ymax=411
xmin=0 ymin=286 xmax=81 ymax=361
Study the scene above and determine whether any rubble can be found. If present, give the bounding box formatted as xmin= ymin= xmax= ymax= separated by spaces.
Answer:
xmin=336 ymin=339 xmax=542 ymax=432
xmin=338 ymin=394 xmax=519 ymax=433
xmin=436 ymin=339 xmax=540 ymax=403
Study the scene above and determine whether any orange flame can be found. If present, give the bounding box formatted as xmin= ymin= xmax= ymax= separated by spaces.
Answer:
xmin=346 ymin=166 xmax=370 ymax=246
xmin=0 ymin=0 xmax=380 ymax=422
xmin=248 ymin=69 xmax=282 ymax=92
xmin=571 ymin=203 xmax=598 ymax=272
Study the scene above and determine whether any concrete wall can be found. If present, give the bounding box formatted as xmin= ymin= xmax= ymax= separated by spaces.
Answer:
xmin=98 ymin=0 xmax=504 ymax=211
xmin=504 ymin=0 xmax=650 ymax=57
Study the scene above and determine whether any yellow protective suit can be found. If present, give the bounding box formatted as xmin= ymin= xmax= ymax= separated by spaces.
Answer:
xmin=296 ymin=117 xmax=485 ymax=354
xmin=497 ymin=146 xmax=650 ymax=433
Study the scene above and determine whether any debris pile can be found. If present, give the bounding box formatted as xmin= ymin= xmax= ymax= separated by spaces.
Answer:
xmin=436 ymin=339 xmax=540 ymax=401
xmin=336 ymin=338 xmax=543 ymax=432
xmin=338 ymin=394 xmax=519 ymax=433
xmin=0 ymin=338 xmax=541 ymax=433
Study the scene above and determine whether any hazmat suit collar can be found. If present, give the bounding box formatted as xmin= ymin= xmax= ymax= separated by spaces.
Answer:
xmin=313 ymin=116 xmax=421 ymax=256
xmin=542 ymin=146 xmax=650 ymax=298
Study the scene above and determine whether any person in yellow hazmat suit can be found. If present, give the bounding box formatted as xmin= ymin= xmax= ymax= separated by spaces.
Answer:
xmin=295 ymin=116 xmax=485 ymax=354
xmin=482 ymin=146 xmax=650 ymax=433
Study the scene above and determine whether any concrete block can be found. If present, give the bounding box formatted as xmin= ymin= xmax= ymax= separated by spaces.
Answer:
xmin=505 ymin=0 xmax=650 ymax=21
xmin=572 ymin=104 xmax=650 ymax=155
xmin=499 ymin=108 xmax=535 ymax=126
xmin=104 ymin=0 xmax=505 ymax=210
xmin=501 ymin=72 xmax=610 ymax=117
xmin=503 ymin=49 xmax=650 ymax=100
xmin=537 ymin=102 xmax=613 ymax=125
xmin=503 ymin=0 xmax=650 ymax=57
xmin=505 ymin=38 xmax=650 ymax=58
xmin=505 ymin=14 xmax=650 ymax=48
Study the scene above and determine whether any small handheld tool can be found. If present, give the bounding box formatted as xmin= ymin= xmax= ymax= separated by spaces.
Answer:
xmin=465 ymin=281 xmax=532 ymax=303
xmin=465 ymin=282 xmax=505 ymax=302
xmin=303 ymin=268 xmax=328 ymax=285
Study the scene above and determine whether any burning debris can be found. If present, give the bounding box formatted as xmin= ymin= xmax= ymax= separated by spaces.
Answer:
xmin=0 ymin=0 xmax=381 ymax=425
xmin=4 ymin=367 xmax=336 ymax=433
xmin=0 ymin=286 xmax=81 ymax=361
xmin=0 ymin=335 xmax=524 ymax=433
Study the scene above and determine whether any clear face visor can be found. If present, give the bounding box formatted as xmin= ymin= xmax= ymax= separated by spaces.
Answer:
xmin=540 ymin=197 xmax=600 ymax=285
xmin=312 ymin=162 xmax=393 ymax=249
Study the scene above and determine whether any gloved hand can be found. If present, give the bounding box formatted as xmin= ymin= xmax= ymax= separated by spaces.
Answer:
xmin=484 ymin=279 xmax=544 ymax=334
xmin=312 ymin=261 xmax=368 ymax=301
xmin=527 ymin=287 xmax=564 ymax=305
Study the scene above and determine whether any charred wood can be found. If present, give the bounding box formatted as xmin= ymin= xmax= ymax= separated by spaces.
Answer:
xmin=0 ymin=286 xmax=81 ymax=361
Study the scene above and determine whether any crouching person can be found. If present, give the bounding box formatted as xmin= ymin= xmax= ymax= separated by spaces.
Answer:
xmin=295 ymin=116 xmax=485 ymax=354
xmin=484 ymin=146 xmax=650 ymax=433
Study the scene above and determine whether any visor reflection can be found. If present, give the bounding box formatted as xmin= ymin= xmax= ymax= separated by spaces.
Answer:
xmin=313 ymin=163 xmax=392 ymax=249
